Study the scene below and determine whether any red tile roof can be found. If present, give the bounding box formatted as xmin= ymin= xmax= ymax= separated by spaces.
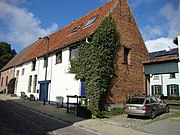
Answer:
xmin=19 ymin=0 xmax=118 ymax=65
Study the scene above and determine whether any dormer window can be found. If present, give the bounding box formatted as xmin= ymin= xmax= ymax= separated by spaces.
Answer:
xmin=84 ymin=15 xmax=99 ymax=27
xmin=70 ymin=24 xmax=82 ymax=34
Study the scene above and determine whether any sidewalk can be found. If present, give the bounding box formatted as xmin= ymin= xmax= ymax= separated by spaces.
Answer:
xmin=0 ymin=94 xmax=151 ymax=135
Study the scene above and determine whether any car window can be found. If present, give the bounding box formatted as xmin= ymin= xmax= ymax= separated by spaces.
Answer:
xmin=145 ymin=99 xmax=150 ymax=104
xmin=156 ymin=97 xmax=163 ymax=103
xmin=126 ymin=98 xmax=145 ymax=104
xmin=150 ymin=96 xmax=157 ymax=103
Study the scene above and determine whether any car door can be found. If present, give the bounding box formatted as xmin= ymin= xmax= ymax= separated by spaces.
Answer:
xmin=156 ymin=97 xmax=166 ymax=113
xmin=150 ymin=96 xmax=160 ymax=114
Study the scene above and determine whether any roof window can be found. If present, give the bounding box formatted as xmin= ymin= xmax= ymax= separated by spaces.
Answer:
xmin=84 ymin=15 xmax=99 ymax=27
xmin=70 ymin=24 xmax=82 ymax=34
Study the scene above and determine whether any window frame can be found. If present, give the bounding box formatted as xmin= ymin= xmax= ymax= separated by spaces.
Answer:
xmin=28 ymin=75 xmax=32 ymax=92
xmin=84 ymin=15 xmax=99 ymax=28
xmin=170 ymin=73 xmax=176 ymax=79
xmin=123 ymin=47 xmax=131 ymax=65
xmin=33 ymin=75 xmax=37 ymax=93
xmin=44 ymin=56 xmax=48 ymax=68
xmin=70 ymin=24 xmax=83 ymax=34
xmin=56 ymin=51 xmax=62 ymax=64
xmin=169 ymin=84 xmax=177 ymax=95
xmin=70 ymin=46 xmax=78 ymax=60
xmin=22 ymin=68 xmax=25 ymax=76
xmin=1 ymin=77 xmax=3 ymax=86
xmin=32 ymin=60 xmax=36 ymax=71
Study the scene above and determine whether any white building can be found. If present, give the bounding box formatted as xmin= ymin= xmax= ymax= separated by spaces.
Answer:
xmin=144 ymin=34 xmax=180 ymax=99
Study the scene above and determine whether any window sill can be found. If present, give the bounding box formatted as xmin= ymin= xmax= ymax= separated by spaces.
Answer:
xmin=122 ymin=63 xmax=133 ymax=66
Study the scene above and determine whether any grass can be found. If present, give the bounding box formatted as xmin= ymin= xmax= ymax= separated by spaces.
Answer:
xmin=164 ymin=100 xmax=180 ymax=104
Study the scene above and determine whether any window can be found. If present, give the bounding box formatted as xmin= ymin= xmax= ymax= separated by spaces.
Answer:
xmin=6 ymin=76 xmax=8 ymax=86
xmin=152 ymin=85 xmax=162 ymax=95
xmin=70 ymin=47 xmax=78 ymax=59
xmin=170 ymin=84 xmax=177 ymax=95
xmin=1 ymin=77 xmax=3 ymax=86
xmin=33 ymin=75 xmax=37 ymax=93
xmin=56 ymin=51 xmax=62 ymax=64
xmin=126 ymin=98 xmax=145 ymax=104
xmin=153 ymin=75 xmax=159 ymax=80
xmin=84 ymin=15 xmax=99 ymax=27
xmin=70 ymin=24 xmax=82 ymax=34
xmin=32 ymin=60 xmax=36 ymax=71
xmin=28 ymin=76 xmax=32 ymax=92
xmin=170 ymin=73 xmax=175 ymax=79
xmin=124 ymin=47 xmax=130 ymax=64
xmin=16 ymin=70 xmax=19 ymax=77
xmin=22 ymin=68 xmax=25 ymax=76
xmin=44 ymin=57 xmax=48 ymax=68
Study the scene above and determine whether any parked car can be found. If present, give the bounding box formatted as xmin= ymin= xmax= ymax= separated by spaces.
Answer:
xmin=124 ymin=95 xmax=169 ymax=119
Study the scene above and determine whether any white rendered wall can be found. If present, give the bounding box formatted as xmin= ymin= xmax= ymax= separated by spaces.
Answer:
xmin=15 ymin=48 xmax=81 ymax=103
xmin=150 ymin=73 xmax=179 ymax=96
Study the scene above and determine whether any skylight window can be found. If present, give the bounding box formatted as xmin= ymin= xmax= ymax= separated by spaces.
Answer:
xmin=84 ymin=15 xmax=99 ymax=27
xmin=70 ymin=24 xmax=82 ymax=34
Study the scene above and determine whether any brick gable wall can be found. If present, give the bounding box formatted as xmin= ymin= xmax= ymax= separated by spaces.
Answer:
xmin=107 ymin=0 xmax=148 ymax=104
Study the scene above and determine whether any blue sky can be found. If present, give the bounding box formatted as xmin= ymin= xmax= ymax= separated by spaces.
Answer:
xmin=0 ymin=0 xmax=179 ymax=53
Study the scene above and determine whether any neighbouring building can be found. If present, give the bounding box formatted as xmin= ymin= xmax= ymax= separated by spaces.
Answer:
xmin=0 ymin=0 xmax=148 ymax=104
xmin=0 ymin=44 xmax=34 ymax=93
xmin=143 ymin=34 xmax=180 ymax=99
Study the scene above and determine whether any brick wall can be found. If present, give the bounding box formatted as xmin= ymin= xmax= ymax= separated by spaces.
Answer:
xmin=107 ymin=0 xmax=148 ymax=104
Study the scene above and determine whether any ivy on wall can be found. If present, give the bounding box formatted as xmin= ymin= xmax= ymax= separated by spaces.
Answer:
xmin=70 ymin=16 xmax=119 ymax=113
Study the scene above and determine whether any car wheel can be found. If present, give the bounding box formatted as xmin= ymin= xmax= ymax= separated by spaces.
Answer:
xmin=165 ymin=106 xmax=170 ymax=113
xmin=150 ymin=110 xmax=156 ymax=119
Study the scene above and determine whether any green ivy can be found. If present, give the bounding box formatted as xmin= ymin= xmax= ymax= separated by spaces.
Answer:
xmin=70 ymin=16 xmax=119 ymax=113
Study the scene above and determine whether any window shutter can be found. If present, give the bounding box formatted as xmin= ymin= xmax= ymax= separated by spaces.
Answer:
xmin=167 ymin=85 xmax=170 ymax=96
xmin=176 ymin=85 xmax=179 ymax=96
xmin=159 ymin=85 xmax=162 ymax=95
xmin=151 ymin=85 xmax=154 ymax=95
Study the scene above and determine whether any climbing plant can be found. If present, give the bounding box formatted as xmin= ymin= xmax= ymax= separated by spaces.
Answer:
xmin=70 ymin=16 xmax=119 ymax=113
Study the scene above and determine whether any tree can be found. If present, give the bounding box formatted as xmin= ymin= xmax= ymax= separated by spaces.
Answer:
xmin=0 ymin=42 xmax=17 ymax=70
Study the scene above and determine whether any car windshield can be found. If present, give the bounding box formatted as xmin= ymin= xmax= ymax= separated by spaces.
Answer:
xmin=126 ymin=98 xmax=145 ymax=104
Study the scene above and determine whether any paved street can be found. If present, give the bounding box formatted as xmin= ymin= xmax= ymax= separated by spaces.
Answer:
xmin=0 ymin=99 xmax=98 ymax=135
xmin=136 ymin=118 xmax=180 ymax=135
xmin=1 ymin=94 xmax=180 ymax=135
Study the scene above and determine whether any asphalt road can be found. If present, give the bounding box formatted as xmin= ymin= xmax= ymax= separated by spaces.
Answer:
xmin=136 ymin=118 xmax=180 ymax=135
xmin=0 ymin=100 xmax=98 ymax=135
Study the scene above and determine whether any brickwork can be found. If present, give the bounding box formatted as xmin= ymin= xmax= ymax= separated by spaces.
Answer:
xmin=107 ymin=0 xmax=148 ymax=104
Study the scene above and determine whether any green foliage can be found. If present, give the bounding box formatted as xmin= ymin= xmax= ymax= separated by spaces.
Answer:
xmin=93 ymin=107 xmax=124 ymax=118
xmin=7 ymin=78 xmax=16 ymax=94
xmin=0 ymin=42 xmax=16 ymax=70
xmin=70 ymin=16 xmax=119 ymax=113
xmin=104 ymin=107 xmax=124 ymax=116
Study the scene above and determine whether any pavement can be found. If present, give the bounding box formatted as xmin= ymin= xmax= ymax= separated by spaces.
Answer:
xmin=0 ymin=94 xmax=151 ymax=135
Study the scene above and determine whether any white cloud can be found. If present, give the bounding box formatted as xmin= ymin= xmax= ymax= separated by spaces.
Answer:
xmin=159 ymin=2 xmax=180 ymax=38
xmin=145 ymin=37 xmax=178 ymax=52
xmin=0 ymin=1 xmax=58 ymax=48
xmin=142 ymin=25 xmax=163 ymax=40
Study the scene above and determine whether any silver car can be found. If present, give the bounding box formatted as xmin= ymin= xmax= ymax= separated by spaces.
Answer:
xmin=124 ymin=95 xmax=169 ymax=119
